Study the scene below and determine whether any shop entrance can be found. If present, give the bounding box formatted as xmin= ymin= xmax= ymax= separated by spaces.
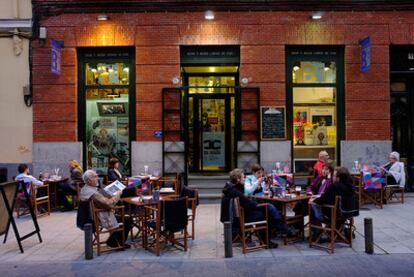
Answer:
xmin=182 ymin=67 xmax=238 ymax=173
xmin=390 ymin=46 xmax=414 ymax=190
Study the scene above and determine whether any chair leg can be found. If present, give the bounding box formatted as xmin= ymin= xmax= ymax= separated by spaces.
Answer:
xmin=184 ymin=226 xmax=188 ymax=251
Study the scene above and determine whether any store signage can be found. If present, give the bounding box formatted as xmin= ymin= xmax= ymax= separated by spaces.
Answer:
xmin=51 ymin=39 xmax=62 ymax=75
xmin=153 ymin=131 xmax=163 ymax=138
xmin=180 ymin=45 xmax=240 ymax=64
xmin=359 ymin=36 xmax=371 ymax=73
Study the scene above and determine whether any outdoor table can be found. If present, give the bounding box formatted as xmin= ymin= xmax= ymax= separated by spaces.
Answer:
xmin=253 ymin=193 xmax=311 ymax=245
xmin=43 ymin=177 xmax=68 ymax=209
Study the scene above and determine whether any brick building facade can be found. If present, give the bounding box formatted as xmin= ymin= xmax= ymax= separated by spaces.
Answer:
xmin=30 ymin=1 xmax=414 ymax=189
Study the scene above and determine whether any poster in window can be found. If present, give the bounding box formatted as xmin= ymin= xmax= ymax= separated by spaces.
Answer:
xmin=293 ymin=107 xmax=309 ymax=145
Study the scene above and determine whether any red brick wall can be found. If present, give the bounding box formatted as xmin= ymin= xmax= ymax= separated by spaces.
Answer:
xmin=33 ymin=11 xmax=414 ymax=142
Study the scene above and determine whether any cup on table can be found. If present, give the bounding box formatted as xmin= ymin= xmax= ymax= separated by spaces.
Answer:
xmin=295 ymin=186 xmax=302 ymax=196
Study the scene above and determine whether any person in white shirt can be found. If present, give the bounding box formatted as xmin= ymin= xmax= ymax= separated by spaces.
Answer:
xmin=382 ymin=151 xmax=406 ymax=187
xmin=15 ymin=164 xmax=43 ymax=195
xmin=244 ymin=164 xmax=266 ymax=195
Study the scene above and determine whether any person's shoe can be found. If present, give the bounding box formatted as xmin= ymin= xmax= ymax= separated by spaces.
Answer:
xmin=268 ymin=240 xmax=278 ymax=249
xmin=59 ymin=207 xmax=73 ymax=212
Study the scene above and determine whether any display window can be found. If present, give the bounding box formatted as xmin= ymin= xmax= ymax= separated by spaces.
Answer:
xmin=286 ymin=48 xmax=344 ymax=174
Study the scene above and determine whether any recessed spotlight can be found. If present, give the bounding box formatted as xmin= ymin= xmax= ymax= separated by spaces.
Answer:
xmin=205 ymin=10 xmax=215 ymax=20
xmin=97 ymin=14 xmax=110 ymax=21
xmin=311 ymin=12 xmax=323 ymax=20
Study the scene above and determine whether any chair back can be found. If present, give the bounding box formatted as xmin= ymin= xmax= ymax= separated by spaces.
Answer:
xmin=180 ymin=187 xmax=199 ymax=205
xmin=76 ymin=200 xmax=94 ymax=230
xmin=162 ymin=197 xmax=188 ymax=232
xmin=337 ymin=195 xmax=359 ymax=219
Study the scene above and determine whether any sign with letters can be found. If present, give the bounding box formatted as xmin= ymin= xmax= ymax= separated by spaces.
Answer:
xmin=261 ymin=106 xmax=286 ymax=140
xmin=360 ymin=36 xmax=371 ymax=73
xmin=51 ymin=39 xmax=62 ymax=75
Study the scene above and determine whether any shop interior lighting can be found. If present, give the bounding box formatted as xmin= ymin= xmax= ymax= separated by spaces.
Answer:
xmin=97 ymin=14 xmax=110 ymax=21
xmin=324 ymin=62 xmax=332 ymax=71
xmin=123 ymin=67 xmax=129 ymax=72
xmin=205 ymin=10 xmax=215 ymax=20
xmin=311 ymin=12 xmax=323 ymax=20
xmin=293 ymin=62 xmax=301 ymax=71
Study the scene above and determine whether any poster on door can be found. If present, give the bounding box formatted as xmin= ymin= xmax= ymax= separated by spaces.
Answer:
xmin=203 ymin=132 xmax=225 ymax=167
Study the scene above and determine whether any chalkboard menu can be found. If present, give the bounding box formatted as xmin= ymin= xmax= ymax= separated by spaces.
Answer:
xmin=261 ymin=106 xmax=286 ymax=140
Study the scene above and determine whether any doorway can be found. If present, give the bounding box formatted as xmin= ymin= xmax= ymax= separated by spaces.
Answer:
xmin=182 ymin=67 xmax=238 ymax=172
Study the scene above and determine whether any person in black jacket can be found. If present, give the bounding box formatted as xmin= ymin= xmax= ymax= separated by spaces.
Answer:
xmin=309 ymin=166 xmax=355 ymax=224
xmin=107 ymin=157 xmax=123 ymax=182
xmin=58 ymin=160 xmax=83 ymax=212
xmin=221 ymin=168 xmax=293 ymax=246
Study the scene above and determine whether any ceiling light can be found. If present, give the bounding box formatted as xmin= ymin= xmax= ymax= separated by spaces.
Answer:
xmin=205 ymin=10 xmax=215 ymax=20
xmin=311 ymin=12 xmax=323 ymax=20
xmin=97 ymin=14 xmax=110 ymax=21
xmin=324 ymin=62 xmax=331 ymax=71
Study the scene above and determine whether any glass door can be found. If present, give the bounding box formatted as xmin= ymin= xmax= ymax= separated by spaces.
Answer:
xmin=188 ymin=95 xmax=231 ymax=172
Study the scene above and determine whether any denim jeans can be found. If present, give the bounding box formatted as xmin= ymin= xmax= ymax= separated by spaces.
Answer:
xmin=310 ymin=203 xmax=324 ymax=223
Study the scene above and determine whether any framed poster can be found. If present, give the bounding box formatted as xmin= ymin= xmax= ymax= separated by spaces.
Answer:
xmin=260 ymin=106 xmax=286 ymax=140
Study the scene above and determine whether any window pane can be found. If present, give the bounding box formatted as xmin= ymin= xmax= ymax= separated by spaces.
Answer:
xmin=292 ymin=61 xmax=336 ymax=84
xmin=293 ymin=87 xmax=336 ymax=104
xmin=85 ymin=89 xmax=130 ymax=175
xmin=86 ymin=63 xmax=130 ymax=85
xmin=188 ymin=76 xmax=235 ymax=94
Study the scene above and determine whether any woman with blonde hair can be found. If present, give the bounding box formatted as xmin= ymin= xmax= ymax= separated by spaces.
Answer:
xmin=58 ymin=159 xmax=84 ymax=212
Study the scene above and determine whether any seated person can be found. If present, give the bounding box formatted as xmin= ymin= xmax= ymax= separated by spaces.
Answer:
xmin=222 ymin=168 xmax=294 ymax=247
xmin=313 ymin=150 xmax=329 ymax=177
xmin=309 ymin=167 xmax=355 ymax=225
xmin=107 ymin=157 xmax=123 ymax=182
xmin=307 ymin=164 xmax=334 ymax=196
xmin=15 ymin=164 xmax=43 ymax=195
xmin=80 ymin=169 xmax=132 ymax=249
xmin=244 ymin=164 xmax=266 ymax=195
xmin=382 ymin=151 xmax=406 ymax=187
xmin=58 ymin=159 xmax=83 ymax=212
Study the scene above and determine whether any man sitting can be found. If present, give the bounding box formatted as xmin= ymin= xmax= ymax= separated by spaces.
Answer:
xmin=15 ymin=164 xmax=43 ymax=195
xmin=80 ymin=169 xmax=132 ymax=249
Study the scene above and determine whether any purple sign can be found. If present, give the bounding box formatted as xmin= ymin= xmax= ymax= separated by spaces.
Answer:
xmin=51 ymin=39 xmax=62 ymax=75
xmin=359 ymin=36 xmax=371 ymax=73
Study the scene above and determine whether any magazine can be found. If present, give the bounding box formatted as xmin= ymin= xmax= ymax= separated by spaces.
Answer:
xmin=104 ymin=180 xmax=126 ymax=195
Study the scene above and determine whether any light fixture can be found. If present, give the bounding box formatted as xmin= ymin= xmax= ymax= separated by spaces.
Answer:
xmin=324 ymin=62 xmax=331 ymax=71
xmin=311 ymin=12 xmax=323 ymax=20
xmin=97 ymin=14 xmax=110 ymax=21
xmin=205 ymin=10 xmax=215 ymax=20
xmin=293 ymin=62 xmax=301 ymax=72
xmin=123 ymin=67 xmax=129 ymax=72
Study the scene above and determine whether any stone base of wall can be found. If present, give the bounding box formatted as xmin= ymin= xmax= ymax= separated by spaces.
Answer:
xmin=33 ymin=142 xmax=82 ymax=178
xmin=260 ymin=141 xmax=291 ymax=173
xmin=340 ymin=140 xmax=392 ymax=171
xmin=131 ymin=141 xmax=162 ymax=176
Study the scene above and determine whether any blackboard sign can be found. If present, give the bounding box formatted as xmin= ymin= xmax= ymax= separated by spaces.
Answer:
xmin=261 ymin=106 xmax=286 ymax=140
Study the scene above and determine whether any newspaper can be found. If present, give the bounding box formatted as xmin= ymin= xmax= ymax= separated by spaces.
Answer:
xmin=104 ymin=180 xmax=126 ymax=195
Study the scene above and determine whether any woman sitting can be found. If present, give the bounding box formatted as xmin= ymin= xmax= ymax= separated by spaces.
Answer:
xmin=382 ymin=151 xmax=406 ymax=187
xmin=107 ymin=157 xmax=123 ymax=182
xmin=58 ymin=159 xmax=83 ymax=212
xmin=244 ymin=164 xmax=266 ymax=195
xmin=306 ymin=164 xmax=334 ymax=196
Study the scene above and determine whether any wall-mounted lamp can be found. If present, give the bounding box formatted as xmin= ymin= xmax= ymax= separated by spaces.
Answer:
xmin=97 ymin=14 xmax=110 ymax=21
xmin=324 ymin=62 xmax=332 ymax=71
xmin=205 ymin=10 xmax=215 ymax=20
xmin=311 ymin=12 xmax=323 ymax=20
xmin=23 ymin=85 xmax=32 ymax=107
xmin=293 ymin=61 xmax=301 ymax=71
xmin=172 ymin=77 xmax=180 ymax=85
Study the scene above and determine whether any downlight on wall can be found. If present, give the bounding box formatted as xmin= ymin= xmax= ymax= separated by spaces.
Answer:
xmin=97 ymin=14 xmax=110 ymax=21
xmin=311 ymin=12 xmax=323 ymax=20
xmin=205 ymin=10 xmax=215 ymax=20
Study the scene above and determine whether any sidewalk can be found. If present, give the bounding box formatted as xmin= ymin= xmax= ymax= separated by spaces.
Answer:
xmin=1 ymin=194 xmax=414 ymax=263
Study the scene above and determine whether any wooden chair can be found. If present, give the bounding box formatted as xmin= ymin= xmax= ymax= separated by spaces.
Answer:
xmin=180 ymin=187 xmax=199 ymax=240
xmin=308 ymin=195 xmax=359 ymax=253
xmin=234 ymin=197 xmax=269 ymax=254
xmin=359 ymin=171 xmax=385 ymax=209
xmin=144 ymin=196 xmax=188 ymax=256
xmin=384 ymin=164 xmax=406 ymax=204
xmin=155 ymin=175 xmax=179 ymax=195
xmin=72 ymin=180 xmax=85 ymax=208
xmin=91 ymin=202 xmax=126 ymax=256
xmin=15 ymin=182 xmax=50 ymax=218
